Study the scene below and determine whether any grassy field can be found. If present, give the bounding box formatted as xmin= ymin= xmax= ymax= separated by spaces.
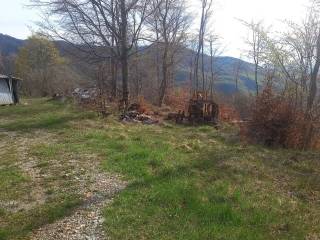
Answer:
xmin=0 ymin=98 xmax=319 ymax=240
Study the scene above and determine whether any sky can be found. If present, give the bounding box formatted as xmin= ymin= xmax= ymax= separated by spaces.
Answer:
xmin=0 ymin=0 xmax=310 ymax=57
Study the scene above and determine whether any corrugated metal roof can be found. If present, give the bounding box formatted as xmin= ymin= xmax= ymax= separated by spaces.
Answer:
xmin=0 ymin=74 xmax=9 ymax=79
xmin=0 ymin=74 xmax=22 ymax=81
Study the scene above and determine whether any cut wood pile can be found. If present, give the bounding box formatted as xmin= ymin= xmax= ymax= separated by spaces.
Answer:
xmin=120 ymin=103 xmax=159 ymax=124
xmin=72 ymin=89 xmax=159 ymax=124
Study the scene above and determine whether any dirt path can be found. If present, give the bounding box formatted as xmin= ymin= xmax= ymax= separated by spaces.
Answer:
xmin=30 ymin=173 xmax=126 ymax=240
xmin=0 ymin=130 xmax=126 ymax=240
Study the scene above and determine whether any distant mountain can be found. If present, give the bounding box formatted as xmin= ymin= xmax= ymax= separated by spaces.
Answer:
xmin=0 ymin=34 xmax=25 ymax=56
xmin=0 ymin=33 xmax=260 ymax=94
xmin=176 ymin=47 xmax=260 ymax=94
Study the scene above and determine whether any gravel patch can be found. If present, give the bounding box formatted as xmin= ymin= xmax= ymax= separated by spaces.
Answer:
xmin=0 ymin=130 xmax=127 ymax=239
xmin=30 ymin=173 xmax=126 ymax=240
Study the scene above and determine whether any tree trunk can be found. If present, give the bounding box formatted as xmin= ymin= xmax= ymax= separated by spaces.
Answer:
xmin=210 ymin=40 xmax=214 ymax=96
xmin=111 ymin=57 xmax=117 ymax=99
xmin=110 ymin=0 xmax=117 ymax=100
xmin=303 ymin=38 xmax=320 ymax=149
xmin=120 ymin=0 xmax=129 ymax=107
xmin=133 ymin=43 xmax=141 ymax=97
xmin=120 ymin=50 xmax=129 ymax=106
xmin=194 ymin=37 xmax=202 ymax=91
xmin=159 ymin=46 xmax=168 ymax=106
xmin=307 ymin=59 xmax=319 ymax=113
xmin=201 ymin=40 xmax=205 ymax=91
xmin=255 ymin=64 xmax=259 ymax=96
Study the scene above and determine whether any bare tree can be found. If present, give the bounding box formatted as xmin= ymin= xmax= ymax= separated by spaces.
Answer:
xmin=241 ymin=20 xmax=267 ymax=96
xmin=32 ymin=0 xmax=153 ymax=107
xmin=130 ymin=41 xmax=143 ymax=97
xmin=187 ymin=35 xmax=198 ymax=94
xmin=193 ymin=0 xmax=213 ymax=92
xmin=147 ymin=0 xmax=190 ymax=106
xmin=251 ymin=1 xmax=320 ymax=148
xmin=232 ymin=56 xmax=243 ymax=92
xmin=208 ymin=34 xmax=220 ymax=96
xmin=263 ymin=5 xmax=320 ymax=116
xmin=110 ymin=0 xmax=118 ymax=99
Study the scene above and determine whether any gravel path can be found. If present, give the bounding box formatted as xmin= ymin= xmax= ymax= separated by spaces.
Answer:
xmin=30 ymin=173 xmax=126 ymax=240
xmin=0 ymin=130 xmax=127 ymax=240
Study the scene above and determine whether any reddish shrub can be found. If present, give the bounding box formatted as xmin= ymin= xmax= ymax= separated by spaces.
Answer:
xmin=243 ymin=87 xmax=318 ymax=149
xmin=219 ymin=104 xmax=240 ymax=123
xmin=164 ymin=87 xmax=190 ymax=111
xmin=136 ymin=95 xmax=151 ymax=113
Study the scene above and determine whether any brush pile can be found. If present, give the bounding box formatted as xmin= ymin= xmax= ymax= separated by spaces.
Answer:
xmin=120 ymin=103 xmax=159 ymax=124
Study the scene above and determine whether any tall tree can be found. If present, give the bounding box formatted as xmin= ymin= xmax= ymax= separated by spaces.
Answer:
xmin=15 ymin=35 xmax=66 ymax=96
xmin=32 ymin=0 xmax=152 ymax=106
xmin=208 ymin=34 xmax=219 ymax=96
xmin=110 ymin=0 xmax=118 ymax=99
xmin=193 ymin=0 xmax=213 ymax=92
xmin=233 ymin=57 xmax=243 ymax=92
xmin=262 ymin=5 xmax=320 ymax=116
xmin=241 ymin=20 xmax=266 ymax=96
xmin=253 ymin=2 xmax=320 ymax=148
xmin=148 ymin=0 xmax=190 ymax=106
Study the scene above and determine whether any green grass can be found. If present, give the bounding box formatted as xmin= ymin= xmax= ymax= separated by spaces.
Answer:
xmin=0 ymin=145 xmax=82 ymax=240
xmin=85 ymin=126 xmax=318 ymax=240
xmin=0 ymin=148 xmax=31 ymax=205
xmin=0 ymin=166 xmax=30 ymax=201
xmin=0 ymin=194 xmax=81 ymax=240
xmin=0 ymin=98 xmax=319 ymax=239
xmin=0 ymin=99 xmax=92 ymax=240
xmin=0 ymin=98 xmax=95 ymax=132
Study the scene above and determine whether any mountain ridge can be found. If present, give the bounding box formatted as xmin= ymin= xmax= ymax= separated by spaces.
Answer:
xmin=0 ymin=33 xmax=258 ymax=94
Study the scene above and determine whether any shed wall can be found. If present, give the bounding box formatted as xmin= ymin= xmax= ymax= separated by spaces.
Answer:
xmin=0 ymin=79 xmax=14 ymax=105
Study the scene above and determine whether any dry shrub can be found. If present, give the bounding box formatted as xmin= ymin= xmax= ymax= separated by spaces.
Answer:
xmin=81 ymin=93 xmax=112 ymax=117
xmin=219 ymin=104 xmax=240 ymax=123
xmin=313 ymin=127 xmax=320 ymax=149
xmin=164 ymin=87 xmax=190 ymax=111
xmin=232 ymin=92 xmax=253 ymax=120
xmin=243 ymin=87 xmax=319 ymax=149
xmin=135 ymin=95 xmax=153 ymax=113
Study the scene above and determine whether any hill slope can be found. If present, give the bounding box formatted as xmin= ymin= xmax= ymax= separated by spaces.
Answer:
xmin=176 ymin=47 xmax=259 ymax=94
xmin=0 ymin=34 xmax=24 ymax=56
xmin=0 ymin=34 xmax=259 ymax=94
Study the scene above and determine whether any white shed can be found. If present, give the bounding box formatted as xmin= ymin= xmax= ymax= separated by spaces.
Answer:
xmin=0 ymin=74 xmax=21 ymax=105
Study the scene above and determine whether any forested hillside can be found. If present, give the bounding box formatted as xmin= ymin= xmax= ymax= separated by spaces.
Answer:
xmin=0 ymin=33 xmax=259 ymax=94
